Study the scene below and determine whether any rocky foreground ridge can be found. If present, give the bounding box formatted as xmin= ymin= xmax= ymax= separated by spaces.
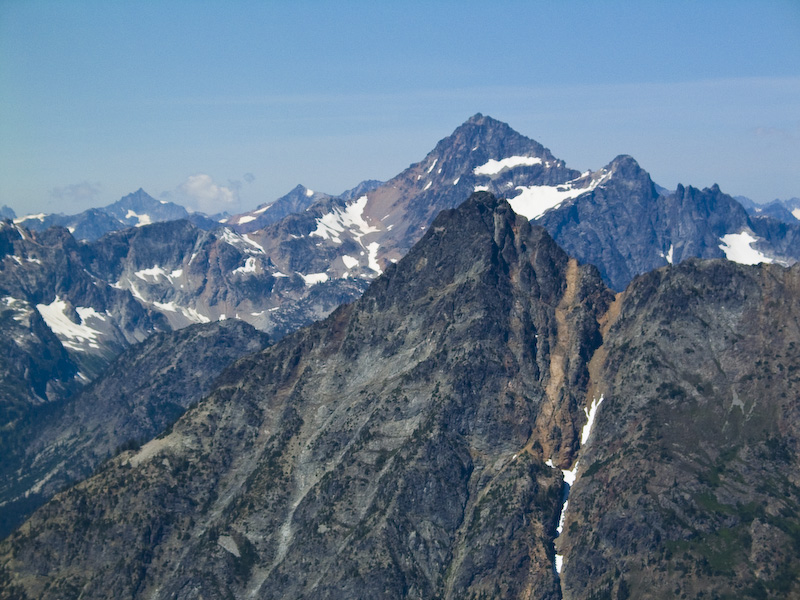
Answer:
xmin=1 ymin=193 xmax=798 ymax=599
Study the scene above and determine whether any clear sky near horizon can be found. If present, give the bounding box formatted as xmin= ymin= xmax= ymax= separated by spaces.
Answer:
xmin=1 ymin=0 xmax=798 ymax=216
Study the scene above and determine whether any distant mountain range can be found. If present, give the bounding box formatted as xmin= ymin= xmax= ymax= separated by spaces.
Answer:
xmin=1 ymin=115 xmax=799 ymax=598
xmin=3 ymin=193 xmax=798 ymax=599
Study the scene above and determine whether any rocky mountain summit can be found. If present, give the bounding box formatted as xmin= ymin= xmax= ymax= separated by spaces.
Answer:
xmin=2 ymin=193 xmax=798 ymax=598
xmin=13 ymin=189 xmax=196 ymax=241
xmin=537 ymin=157 xmax=800 ymax=290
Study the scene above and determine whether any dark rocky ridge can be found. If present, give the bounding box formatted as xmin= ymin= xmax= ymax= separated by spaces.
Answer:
xmin=0 ymin=193 xmax=612 ymax=598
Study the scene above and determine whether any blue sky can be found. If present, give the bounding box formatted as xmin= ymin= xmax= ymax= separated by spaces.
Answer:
xmin=1 ymin=1 xmax=798 ymax=216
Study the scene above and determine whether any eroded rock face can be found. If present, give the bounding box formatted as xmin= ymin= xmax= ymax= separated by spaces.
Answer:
xmin=559 ymin=259 xmax=800 ymax=599
xmin=0 ymin=194 xmax=611 ymax=599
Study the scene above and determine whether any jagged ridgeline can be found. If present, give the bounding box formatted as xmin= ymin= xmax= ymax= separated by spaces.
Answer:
xmin=2 ymin=193 xmax=800 ymax=599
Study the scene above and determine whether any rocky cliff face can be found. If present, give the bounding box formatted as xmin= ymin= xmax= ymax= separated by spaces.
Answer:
xmin=0 ymin=193 xmax=612 ymax=599
xmin=0 ymin=319 xmax=269 ymax=539
xmin=558 ymin=258 xmax=800 ymax=599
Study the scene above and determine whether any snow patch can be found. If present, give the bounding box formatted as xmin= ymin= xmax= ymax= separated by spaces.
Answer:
xmin=3 ymin=296 xmax=32 ymax=323
xmin=474 ymin=155 xmax=542 ymax=176
xmin=453 ymin=177 xmax=460 ymax=186
xmin=152 ymin=302 xmax=210 ymax=324
xmin=427 ymin=158 xmax=437 ymax=173
xmin=236 ymin=215 xmax=257 ymax=225
xmin=342 ymin=255 xmax=359 ymax=270
xmin=134 ymin=265 xmax=170 ymax=281
xmin=14 ymin=213 xmax=47 ymax=223
xmin=305 ymin=188 xmax=314 ymax=197
xmin=310 ymin=195 xmax=378 ymax=245
xmin=36 ymin=297 xmax=105 ymax=351
xmin=125 ymin=210 xmax=152 ymax=227
xmin=581 ymin=395 xmax=604 ymax=446
xmin=299 ymin=272 xmax=328 ymax=286
xmin=366 ymin=242 xmax=382 ymax=274
xmin=553 ymin=395 xmax=604 ymax=575
xmin=792 ymin=208 xmax=800 ymax=221
xmin=509 ymin=170 xmax=611 ymax=220
xmin=221 ymin=228 xmax=265 ymax=254
xmin=242 ymin=234 xmax=266 ymax=253
xmin=662 ymin=244 xmax=675 ymax=265
xmin=423 ymin=181 xmax=432 ymax=191
xmin=232 ymin=257 xmax=257 ymax=275
xmin=474 ymin=185 xmax=490 ymax=192
xmin=254 ymin=204 xmax=271 ymax=214
xmin=719 ymin=231 xmax=773 ymax=265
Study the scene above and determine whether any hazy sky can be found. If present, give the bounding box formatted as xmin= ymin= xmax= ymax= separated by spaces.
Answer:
xmin=1 ymin=0 xmax=798 ymax=216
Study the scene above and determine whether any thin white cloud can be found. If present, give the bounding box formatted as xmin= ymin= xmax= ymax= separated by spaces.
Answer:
xmin=177 ymin=174 xmax=237 ymax=213
xmin=50 ymin=181 xmax=102 ymax=204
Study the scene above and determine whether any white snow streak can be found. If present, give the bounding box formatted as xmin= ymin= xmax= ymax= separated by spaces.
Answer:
xmin=152 ymin=301 xmax=211 ymax=323
xmin=662 ymin=244 xmax=674 ymax=265
xmin=473 ymin=156 xmax=542 ymax=176
xmin=792 ymin=208 xmax=800 ymax=221
xmin=509 ymin=171 xmax=611 ymax=221
xmin=221 ymin=228 xmax=266 ymax=254
xmin=581 ymin=395 xmax=604 ymax=445
xmin=553 ymin=395 xmax=604 ymax=575
xmin=366 ymin=242 xmax=382 ymax=274
xmin=14 ymin=213 xmax=47 ymax=223
xmin=719 ymin=231 xmax=773 ymax=265
xmin=555 ymin=554 xmax=564 ymax=573
xmin=237 ymin=215 xmax=257 ymax=225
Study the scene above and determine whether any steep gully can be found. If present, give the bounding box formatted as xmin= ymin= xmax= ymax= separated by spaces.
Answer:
xmin=541 ymin=264 xmax=627 ymax=588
